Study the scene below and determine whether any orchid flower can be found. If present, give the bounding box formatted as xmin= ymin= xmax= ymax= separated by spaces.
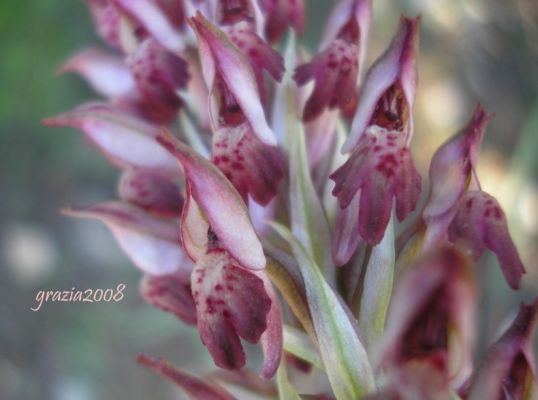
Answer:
xmin=48 ymin=1 xmax=535 ymax=398
xmin=330 ymin=16 xmax=421 ymax=264
xmin=420 ymin=105 xmax=526 ymax=289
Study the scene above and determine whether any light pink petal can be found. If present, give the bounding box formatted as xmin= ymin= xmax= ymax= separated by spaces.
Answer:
xmin=225 ymin=22 xmax=284 ymax=100
xmin=423 ymin=105 xmax=493 ymax=221
xmin=140 ymin=273 xmax=197 ymax=324
xmin=126 ymin=38 xmax=189 ymax=123
xmin=469 ymin=300 xmax=538 ymax=399
xmin=261 ymin=0 xmax=305 ymax=43
xmin=158 ymin=131 xmax=266 ymax=270
xmin=192 ymin=251 xmax=272 ymax=370
xmin=189 ymin=12 xmax=277 ymax=146
xmin=343 ymin=15 xmax=420 ymax=152
xmin=114 ymin=0 xmax=186 ymax=52
xmin=64 ymin=201 xmax=190 ymax=277
xmin=137 ymin=354 xmax=237 ymax=400
xmin=212 ymin=122 xmax=285 ymax=205
xmin=118 ymin=168 xmax=183 ymax=216
xmin=43 ymin=103 xmax=179 ymax=173
xmin=448 ymin=191 xmax=525 ymax=289
xmin=60 ymin=48 xmax=135 ymax=98
xmin=86 ymin=0 xmax=121 ymax=49
xmin=332 ymin=191 xmax=362 ymax=266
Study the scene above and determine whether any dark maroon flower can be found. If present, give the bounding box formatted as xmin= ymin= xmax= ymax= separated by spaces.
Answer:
xmin=294 ymin=0 xmax=372 ymax=121
xmin=261 ymin=0 xmax=305 ymax=43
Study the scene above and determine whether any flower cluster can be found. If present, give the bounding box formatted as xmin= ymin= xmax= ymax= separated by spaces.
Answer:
xmin=47 ymin=0 xmax=536 ymax=399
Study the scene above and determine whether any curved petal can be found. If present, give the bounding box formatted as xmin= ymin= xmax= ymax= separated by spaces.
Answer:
xmin=63 ymin=201 xmax=190 ymax=277
xmin=343 ymin=15 xmax=420 ymax=152
xmin=157 ymin=131 xmax=266 ymax=270
xmin=59 ymin=48 xmax=135 ymax=98
xmin=423 ymin=105 xmax=493 ymax=221
xmin=118 ymin=168 xmax=183 ymax=216
xmin=137 ymin=354 xmax=237 ymax=400
xmin=448 ymin=191 xmax=525 ymax=289
xmin=113 ymin=0 xmax=186 ymax=52
xmin=43 ymin=103 xmax=179 ymax=173
xmin=189 ymin=12 xmax=277 ymax=146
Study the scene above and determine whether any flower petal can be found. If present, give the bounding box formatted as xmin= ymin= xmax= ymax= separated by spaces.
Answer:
xmin=126 ymin=38 xmax=189 ymax=123
xmin=64 ymin=201 xmax=190 ymax=277
xmin=157 ymin=131 xmax=266 ymax=270
xmin=374 ymin=246 xmax=476 ymax=387
xmin=43 ymin=103 xmax=179 ymax=173
xmin=343 ymin=15 xmax=420 ymax=152
xmin=423 ymin=105 xmax=493 ymax=222
xmin=118 ymin=168 xmax=183 ymax=216
xmin=258 ymin=271 xmax=283 ymax=378
xmin=448 ymin=190 xmax=525 ymax=289
xmin=189 ymin=12 xmax=277 ymax=146
xmin=212 ymin=122 xmax=285 ymax=205
xmin=113 ymin=0 xmax=186 ymax=52
xmin=87 ymin=0 xmax=122 ymax=49
xmin=192 ymin=251 xmax=272 ymax=370
xmin=137 ymin=354 xmax=237 ymax=400
xmin=140 ymin=273 xmax=197 ymax=324
xmin=468 ymin=300 xmax=538 ymax=400
xmin=59 ymin=48 xmax=135 ymax=98
xmin=261 ymin=0 xmax=305 ymax=43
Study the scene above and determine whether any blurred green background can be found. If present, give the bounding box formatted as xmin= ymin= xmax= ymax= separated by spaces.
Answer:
xmin=0 ymin=0 xmax=536 ymax=399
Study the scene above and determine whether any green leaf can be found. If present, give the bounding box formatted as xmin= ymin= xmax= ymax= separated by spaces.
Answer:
xmin=277 ymin=358 xmax=302 ymax=400
xmin=266 ymin=256 xmax=317 ymax=344
xmin=271 ymin=223 xmax=375 ymax=400
xmin=283 ymin=325 xmax=324 ymax=370
xmin=289 ymin=115 xmax=335 ymax=286
xmin=357 ymin=214 xmax=395 ymax=352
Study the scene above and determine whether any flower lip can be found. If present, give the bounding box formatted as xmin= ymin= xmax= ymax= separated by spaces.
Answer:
xmin=343 ymin=14 xmax=420 ymax=153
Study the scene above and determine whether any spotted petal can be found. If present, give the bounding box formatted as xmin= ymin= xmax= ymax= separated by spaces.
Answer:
xmin=192 ymin=250 xmax=272 ymax=370
xmin=448 ymin=190 xmax=525 ymax=289
xmin=126 ymin=38 xmax=189 ymax=123
xmin=87 ymin=0 xmax=122 ymax=49
xmin=157 ymin=131 xmax=266 ymax=270
xmin=118 ymin=168 xmax=183 ymax=216
xmin=331 ymin=127 xmax=421 ymax=249
xmin=140 ymin=273 xmax=196 ymax=324
xmin=212 ymin=122 xmax=285 ymax=205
